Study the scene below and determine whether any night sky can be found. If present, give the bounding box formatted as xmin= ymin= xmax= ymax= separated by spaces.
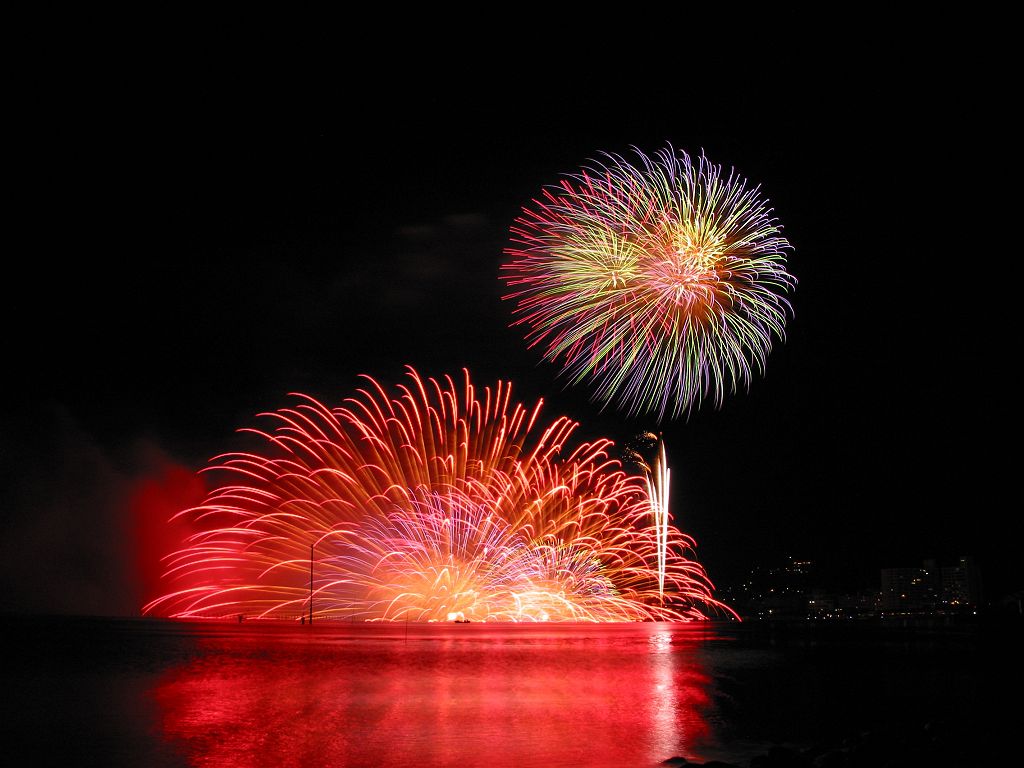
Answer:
xmin=3 ymin=16 xmax=1013 ymax=615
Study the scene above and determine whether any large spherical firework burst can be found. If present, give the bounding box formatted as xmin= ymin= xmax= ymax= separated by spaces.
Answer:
xmin=144 ymin=368 xmax=733 ymax=622
xmin=502 ymin=145 xmax=796 ymax=420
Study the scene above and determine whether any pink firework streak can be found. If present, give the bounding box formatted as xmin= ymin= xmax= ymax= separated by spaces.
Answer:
xmin=144 ymin=368 xmax=735 ymax=622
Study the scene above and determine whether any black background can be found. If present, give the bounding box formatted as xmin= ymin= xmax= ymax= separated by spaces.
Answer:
xmin=2 ymin=11 xmax=1014 ymax=615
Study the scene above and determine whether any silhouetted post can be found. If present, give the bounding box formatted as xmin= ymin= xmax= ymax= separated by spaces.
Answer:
xmin=309 ymin=542 xmax=314 ymax=625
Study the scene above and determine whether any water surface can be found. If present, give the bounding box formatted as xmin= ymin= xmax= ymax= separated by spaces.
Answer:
xmin=0 ymin=617 xmax=992 ymax=766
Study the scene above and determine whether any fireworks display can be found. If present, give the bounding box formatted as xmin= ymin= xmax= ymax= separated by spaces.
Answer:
xmin=502 ymin=144 xmax=795 ymax=420
xmin=144 ymin=368 xmax=733 ymax=622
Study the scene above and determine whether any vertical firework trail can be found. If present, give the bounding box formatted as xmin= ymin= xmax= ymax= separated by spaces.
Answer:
xmin=145 ymin=368 xmax=735 ymax=622
xmin=646 ymin=440 xmax=671 ymax=606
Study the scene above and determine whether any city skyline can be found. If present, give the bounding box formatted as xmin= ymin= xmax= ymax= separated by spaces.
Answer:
xmin=718 ymin=554 xmax=993 ymax=622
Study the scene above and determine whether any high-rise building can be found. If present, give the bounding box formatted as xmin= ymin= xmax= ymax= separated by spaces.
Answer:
xmin=881 ymin=562 xmax=940 ymax=614
xmin=940 ymin=556 xmax=982 ymax=610
xmin=881 ymin=557 xmax=980 ymax=615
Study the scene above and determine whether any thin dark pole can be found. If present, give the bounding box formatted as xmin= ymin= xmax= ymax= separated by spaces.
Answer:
xmin=309 ymin=543 xmax=314 ymax=625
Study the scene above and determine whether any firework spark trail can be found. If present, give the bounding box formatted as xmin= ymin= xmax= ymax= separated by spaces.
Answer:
xmin=646 ymin=440 xmax=671 ymax=605
xmin=502 ymin=144 xmax=796 ymax=420
xmin=144 ymin=368 xmax=734 ymax=622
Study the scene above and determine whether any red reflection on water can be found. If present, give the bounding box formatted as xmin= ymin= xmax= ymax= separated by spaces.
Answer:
xmin=152 ymin=623 xmax=719 ymax=767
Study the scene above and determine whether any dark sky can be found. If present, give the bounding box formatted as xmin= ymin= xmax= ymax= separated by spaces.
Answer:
xmin=3 ymin=16 xmax=1014 ymax=614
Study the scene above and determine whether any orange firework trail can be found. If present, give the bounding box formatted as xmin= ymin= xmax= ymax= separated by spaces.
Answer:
xmin=144 ymin=368 xmax=735 ymax=622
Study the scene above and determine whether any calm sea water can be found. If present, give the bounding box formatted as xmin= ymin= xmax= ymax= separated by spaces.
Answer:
xmin=0 ymin=616 xmax=1001 ymax=767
